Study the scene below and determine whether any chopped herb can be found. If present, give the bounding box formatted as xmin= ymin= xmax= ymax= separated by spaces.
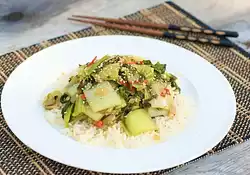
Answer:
xmin=102 ymin=55 xmax=121 ymax=66
xmin=153 ymin=62 xmax=166 ymax=74
xmin=143 ymin=60 xmax=152 ymax=65
xmin=140 ymin=100 xmax=151 ymax=108
xmin=118 ymin=86 xmax=130 ymax=101
xmin=136 ymin=91 xmax=144 ymax=99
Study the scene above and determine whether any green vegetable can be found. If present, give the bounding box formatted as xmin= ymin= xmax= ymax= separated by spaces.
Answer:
xmin=81 ymin=76 xmax=96 ymax=90
xmin=153 ymin=62 xmax=166 ymax=74
xmin=72 ymin=96 xmax=85 ymax=117
xmin=150 ymin=95 xmax=174 ymax=110
xmin=67 ymin=84 xmax=79 ymax=96
xmin=150 ymin=95 xmax=173 ymax=109
xmin=98 ymin=63 xmax=120 ymax=81
xmin=103 ymin=115 xmax=117 ymax=126
xmin=61 ymin=102 xmax=71 ymax=117
xmin=124 ymin=109 xmax=157 ymax=136
xmin=60 ymin=93 xmax=71 ymax=103
xmin=68 ymin=75 xmax=81 ymax=86
xmin=131 ymin=105 xmax=140 ymax=110
xmin=132 ymin=84 xmax=145 ymax=91
xmin=43 ymin=90 xmax=62 ymax=110
xmin=121 ymin=121 xmax=131 ymax=136
xmin=171 ymin=81 xmax=181 ymax=93
xmin=99 ymin=102 xmax=124 ymax=117
xmin=161 ymin=72 xmax=179 ymax=86
xmin=71 ymin=114 xmax=88 ymax=125
xmin=140 ymin=100 xmax=152 ymax=108
xmin=84 ymin=81 xmax=124 ymax=112
xmin=84 ymin=106 xmax=104 ymax=121
xmin=119 ymin=96 xmax=127 ymax=108
xmin=126 ymin=70 xmax=141 ymax=83
xmin=148 ymin=107 xmax=168 ymax=117
xmin=77 ymin=64 xmax=88 ymax=78
xmin=102 ymin=55 xmax=121 ymax=66
xmin=119 ymin=65 xmax=139 ymax=83
xmin=169 ymin=73 xmax=177 ymax=81
xmin=64 ymin=103 xmax=74 ymax=127
xmin=118 ymin=86 xmax=130 ymax=101
xmin=144 ymin=88 xmax=151 ymax=100
xmin=128 ymin=96 xmax=141 ymax=106
xmin=132 ymin=65 xmax=154 ymax=83
xmin=108 ymin=80 xmax=119 ymax=89
xmin=122 ymin=55 xmax=143 ymax=62
xmin=142 ymin=60 xmax=166 ymax=74
xmin=143 ymin=60 xmax=152 ymax=65
xmin=151 ymin=82 xmax=166 ymax=94
xmin=161 ymin=72 xmax=171 ymax=81
xmin=86 ymin=55 xmax=110 ymax=75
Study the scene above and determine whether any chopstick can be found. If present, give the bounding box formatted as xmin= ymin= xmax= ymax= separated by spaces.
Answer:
xmin=72 ymin=15 xmax=239 ymax=38
xmin=68 ymin=17 xmax=233 ymax=47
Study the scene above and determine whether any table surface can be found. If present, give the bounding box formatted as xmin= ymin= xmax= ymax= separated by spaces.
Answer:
xmin=0 ymin=0 xmax=250 ymax=175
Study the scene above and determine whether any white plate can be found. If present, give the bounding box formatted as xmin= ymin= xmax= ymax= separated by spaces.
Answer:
xmin=1 ymin=36 xmax=236 ymax=174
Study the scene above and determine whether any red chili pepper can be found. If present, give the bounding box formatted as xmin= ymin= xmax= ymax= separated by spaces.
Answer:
xmin=119 ymin=80 xmax=124 ymax=85
xmin=164 ymin=88 xmax=171 ymax=95
xmin=160 ymin=88 xmax=171 ymax=97
xmin=94 ymin=121 xmax=103 ymax=128
xmin=124 ymin=82 xmax=129 ymax=87
xmin=126 ymin=61 xmax=136 ymax=64
xmin=130 ymin=86 xmax=135 ymax=93
xmin=143 ymin=80 xmax=148 ymax=84
xmin=87 ymin=56 xmax=97 ymax=67
xmin=139 ymin=61 xmax=144 ymax=65
xmin=160 ymin=91 xmax=166 ymax=97
xmin=119 ymin=80 xmax=130 ymax=87
xmin=80 ymin=94 xmax=86 ymax=100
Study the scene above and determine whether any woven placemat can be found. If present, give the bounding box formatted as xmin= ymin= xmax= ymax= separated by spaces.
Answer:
xmin=0 ymin=1 xmax=249 ymax=175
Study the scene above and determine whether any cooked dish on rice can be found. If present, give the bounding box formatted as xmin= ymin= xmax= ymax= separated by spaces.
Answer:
xmin=43 ymin=55 xmax=193 ymax=148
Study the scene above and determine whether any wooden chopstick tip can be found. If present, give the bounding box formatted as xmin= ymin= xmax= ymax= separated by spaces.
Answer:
xmin=71 ymin=15 xmax=84 ymax=18
xmin=71 ymin=15 xmax=103 ymax=20
xmin=68 ymin=17 xmax=77 ymax=21
xmin=68 ymin=17 xmax=86 ymax=24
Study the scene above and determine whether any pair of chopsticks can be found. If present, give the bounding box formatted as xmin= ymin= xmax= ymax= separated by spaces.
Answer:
xmin=68 ymin=15 xmax=238 ymax=47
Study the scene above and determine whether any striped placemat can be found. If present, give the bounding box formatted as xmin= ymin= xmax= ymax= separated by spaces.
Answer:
xmin=0 ymin=1 xmax=249 ymax=175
